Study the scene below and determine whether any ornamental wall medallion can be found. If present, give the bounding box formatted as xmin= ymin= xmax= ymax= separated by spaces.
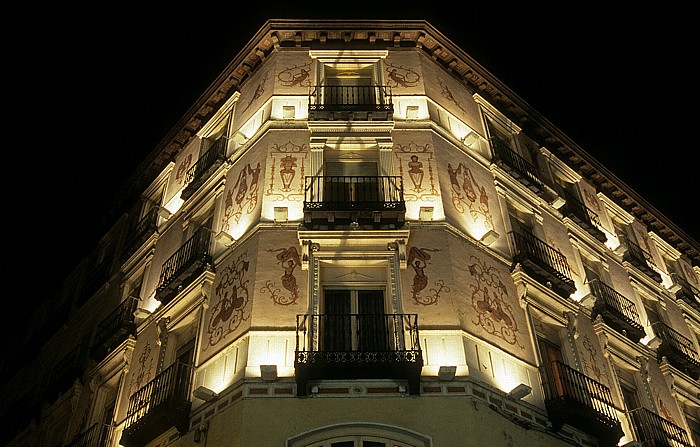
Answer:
xmin=394 ymin=142 xmax=438 ymax=201
xmin=277 ymin=62 xmax=311 ymax=88
xmin=221 ymin=162 xmax=261 ymax=230
xmin=467 ymin=256 xmax=523 ymax=348
xmin=261 ymin=246 xmax=301 ymax=305
xmin=446 ymin=162 xmax=494 ymax=229
xmin=265 ymin=141 xmax=307 ymax=202
xmin=384 ymin=61 xmax=420 ymax=88
xmin=204 ymin=252 xmax=251 ymax=350
xmin=407 ymin=246 xmax=447 ymax=305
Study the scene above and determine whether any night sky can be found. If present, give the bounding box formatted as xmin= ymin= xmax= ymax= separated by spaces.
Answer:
xmin=10 ymin=2 xmax=698 ymax=312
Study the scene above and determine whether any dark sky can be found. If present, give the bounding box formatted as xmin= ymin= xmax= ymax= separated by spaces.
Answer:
xmin=11 ymin=2 xmax=698 ymax=308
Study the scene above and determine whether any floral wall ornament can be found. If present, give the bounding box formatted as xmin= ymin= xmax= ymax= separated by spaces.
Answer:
xmin=261 ymin=246 xmax=301 ymax=305
xmin=407 ymin=246 xmax=445 ymax=305
xmin=221 ymin=162 xmax=261 ymax=230
xmin=467 ymin=256 xmax=523 ymax=348
xmin=394 ymin=142 xmax=438 ymax=201
xmin=383 ymin=61 xmax=421 ymax=88
xmin=277 ymin=62 xmax=311 ymax=88
xmin=446 ymin=162 xmax=494 ymax=229
xmin=204 ymin=252 xmax=251 ymax=350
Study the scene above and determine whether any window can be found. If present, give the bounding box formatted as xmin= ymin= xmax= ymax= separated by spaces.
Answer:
xmin=322 ymin=289 xmax=387 ymax=352
xmin=286 ymin=422 xmax=431 ymax=447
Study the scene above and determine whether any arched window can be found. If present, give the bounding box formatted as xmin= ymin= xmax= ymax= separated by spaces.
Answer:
xmin=287 ymin=422 xmax=431 ymax=447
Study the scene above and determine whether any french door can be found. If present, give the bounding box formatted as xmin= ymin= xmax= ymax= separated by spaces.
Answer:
xmin=322 ymin=289 xmax=388 ymax=352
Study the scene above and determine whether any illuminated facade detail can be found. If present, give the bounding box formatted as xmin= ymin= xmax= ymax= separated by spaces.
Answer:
xmin=3 ymin=20 xmax=699 ymax=447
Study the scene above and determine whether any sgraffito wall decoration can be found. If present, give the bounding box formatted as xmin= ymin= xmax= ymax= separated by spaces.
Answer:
xmin=263 ymin=136 xmax=309 ymax=220
xmin=392 ymin=133 xmax=444 ymax=220
xmin=275 ymin=51 xmax=313 ymax=92
xmin=566 ymin=312 xmax=611 ymax=388
xmin=465 ymin=255 xmax=524 ymax=349
xmin=437 ymin=137 xmax=505 ymax=246
xmin=231 ymin=53 xmax=277 ymax=131
xmin=261 ymin=245 xmax=302 ymax=306
xmin=253 ymin=231 xmax=307 ymax=327
xmin=220 ymin=152 xmax=265 ymax=240
xmin=542 ymin=213 xmax=582 ymax=291
xmin=384 ymin=51 xmax=424 ymax=94
xmin=640 ymin=356 xmax=683 ymax=425
xmin=163 ymin=138 xmax=201 ymax=208
xmin=199 ymin=237 xmax=257 ymax=364
xmin=407 ymin=246 xmax=448 ymax=306
xmin=276 ymin=62 xmax=312 ymax=89
xmin=679 ymin=257 xmax=700 ymax=289
xmin=630 ymin=220 xmax=664 ymax=271
xmin=450 ymin=234 xmax=536 ymax=363
xmin=116 ymin=321 xmax=160 ymax=422
xmin=578 ymin=178 xmax=613 ymax=235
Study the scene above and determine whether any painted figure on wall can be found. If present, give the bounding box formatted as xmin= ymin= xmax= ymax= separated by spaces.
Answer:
xmin=467 ymin=256 xmax=523 ymax=348
xmin=261 ymin=246 xmax=301 ymax=305
xmin=579 ymin=333 xmax=608 ymax=384
xmin=394 ymin=142 xmax=438 ymax=201
xmin=222 ymin=162 xmax=261 ymax=230
xmin=277 ymin=62 xmax=312 ymax=88
xmin=384 ymin=61 xmax=420 ymax=88
xmin=128 ymin=342 xmax=154 ymax=398
xmin=447 ymin=162 xmax=494 ymax=229
xmin=407 ymin=246 xmax=447 ymax=305
xmin=176 ymin=153 xmax=193 ymax=186
xmin=266 ymin=141 xmax=307 ymax=202
xmin=204 ymin=252 xmax=250 ymax=349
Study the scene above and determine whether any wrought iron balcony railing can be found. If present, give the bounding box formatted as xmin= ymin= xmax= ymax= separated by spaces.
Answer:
xmin=121 ymin=206 xmax=159 ymax=261
xmin=559 ymin=190 xmax=607 ymax=242
xmin=91 ymin=296 xmax=139 ymax=360
xmin=154 ymin=226 xmax=212 ymax=305
xmin=45 ymin=344 xmax=89 ymax=399
xmin=181 ymin=137 xmax=228 ymax=200
xmin=540 ymin=360 xmax=623 ymax=446
xmin=589 ymin=279 xmax=645 ymax=342
xmin=509 ymin=231 xmax=576 ymax=298
xmin=120 ymin=362 xmax=192 ymax=447
xmin=491 ymin=137 xmax=544 ymax=193
xmin=295 ymin=313 xmax=422 ymax=396
xmin=627 ymin=407 xmax=692 ymax=447
xmin=66 ymin=422 xmax=114 ymax=447
xmin=623 ymin=239 xmax=662 ymax=282
xmin=308 ymin=84 xmax=393 ymax=120
xmin=652 ymin=321 xmax=700 ymax=379
xmin=303 ymin=176 xmax=405 ymax=228
xmin=673 ymin=274 xmax=700 ymax=311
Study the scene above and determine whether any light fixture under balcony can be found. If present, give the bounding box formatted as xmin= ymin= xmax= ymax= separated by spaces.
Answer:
xmin=193 ymin=386 xmax=218 ymax=402
xmin=419 ymin=206 xmax=434 ymax=222
xmin=507 ymin=383 xmax=532 ymax=400
xmin=438 ymin=365 xmax=457 ymax=381
xmin=479 ymin=229 xmax=500 ymax=245
xmin=405 ymin=105 xmax=419 ymax=119
xmin=215 ymin=230 xmax=235 ymax=247
xmin=462 ymin=131 xmax=479 ymax=147
xmin=260 ymin=364 xmax=278 ymax=381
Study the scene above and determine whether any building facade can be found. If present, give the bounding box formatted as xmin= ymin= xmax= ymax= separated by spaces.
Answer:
xmin=1 ymin=19 xmax=699 ymax=447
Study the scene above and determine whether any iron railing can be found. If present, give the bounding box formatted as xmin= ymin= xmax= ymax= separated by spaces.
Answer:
xmin=673 ymin=274 xmax=700 ymax=311
xmin=123 ymin=362 xmax=192 ymax=432
xmin=309 ymin=85 xmax=393 ymax=113
xmin=652 ymin=321 xmax=700 ymax=376
xmin=627 ymin=407 xmax=692 ymax=447
xmin=540 ymin=360 xmax=620 ymax=429
xmin=304 ymin=176 xmax=404 ymax=211
xmin=66 ymin=422 xmax=113 ymax=447
xmin=155 ymin=226 xmax=212 ymax=302
xmin=589 ymin=279 xmax=644 ymax=341
xmin=491 ymin=137 xmax=544 ymax=191
xmin=623 ymin=238 xmax=662 ymax=282
xmin=122 ymin=207 xmax=159 ymax=260
xmin=91 ymin=296 xmax=139 ymax=358
xmin=509 ymin=230 xmax=575 ymax=296
xmin=181 ymin=137 xmax=228 ymax=200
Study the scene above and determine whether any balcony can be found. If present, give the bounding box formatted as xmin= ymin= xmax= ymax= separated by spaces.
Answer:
xmin=66 ymin=422 xmax=114 ymax=447
xmin=121 ymin=207 xmax=159 ymax=261
xmin=651 ymin=321 xmax=700 ymax=379
xmin=623 ymin=239 xmax=662 ymax=283
xmin=509 ymin=231 xmax=576 ymax=298
xmin=295 ymin=313 xmax=423 ymax=396
xmin=308 ymin=85 xmax=393 ymax=121
xmin=154 ymin=227 xmax=212 ymax=305
xmin=559 ymin=190 xmax=607 ymax=243
xmin=120 ymin=362 xmax=192 ymax=447
xmin=491 ymin=137 xmax=544 ymax=194
xmin=45 ymin=344 xmax=89 ymax=400
xmin=627 ymin=407 xmax=692 ymax=447
xmin=303 ymin=176 xmax=405 ymax=229
xmin=673 ymin=274 xmax=700 ymax=312
xmin=588 ymin=279 xmax=645 ymax=343
xmin=90 ymin=296 xmax=138 ymax=360
xmin=180 ymin=137 xmax=228 ymax=200
xmin=540 ymin=360 xmax=623 ymax=446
